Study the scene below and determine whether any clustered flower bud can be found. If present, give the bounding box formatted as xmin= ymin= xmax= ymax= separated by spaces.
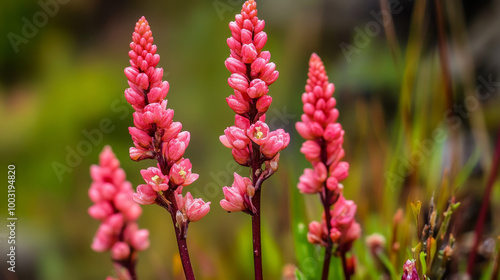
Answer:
xmin=219 ymin=0 xmax=290 ymax=213
xmin=402 ymin=259 xmax=420 ymax=280
xmin=307 ymin=194 xmax=361 ymax=253
xmin=88 ymin=146 xmax=149 ymax=279
xmin=296 ymin=53 xmax=360 ymax=255
xmin=124 ymin=17 xmax=210 ymax=223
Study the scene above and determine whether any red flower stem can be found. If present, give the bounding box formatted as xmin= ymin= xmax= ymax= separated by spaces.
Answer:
xmin=165 ymin=190 xmax=196 ymax=280
xmin=250 ymin=126 xmax=264 ymax=280
xmin=115 ymin=221 xmax=138 ymax=279
xmin=155 ymin=142 xmax=196 ymax=280
xmin=126 ymin=259 xmax=137 ymax=280
xmin=319 ymin=138 xmax=335 ymax=280
xmin=251 ymin=188 xmax=263 ymax=280
xmin=467 ymin=127 xmax=500 ymax=275
xmin=491 ymin=238 xmax=500 ymax=280
xmin=171 ymin=221 xmax=195 ymax=280
xmin=321 ymin=190 xmax=333 ymax=280
xmin=341 ymin=252 xmax=351 ymax=280
xmin=247 ymin=57 xmax=264 ymax=279
xmin=115 ymin=253 xmax=137 ymax=280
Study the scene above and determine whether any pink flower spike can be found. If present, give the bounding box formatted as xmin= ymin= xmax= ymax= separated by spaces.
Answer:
xmin=89 ymin=145 xmax=149 ymax=262
xmin=296 ymin=53 xmax=360 ymax=259
xmin=220 ymin=4 xmax=288 ymax=278
xmin=122 ymin=16 xmax=215 ymax=279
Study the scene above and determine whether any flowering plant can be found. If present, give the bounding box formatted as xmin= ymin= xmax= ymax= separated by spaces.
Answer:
xmin=219 ymin=1 xmax=289 ymax=279
xmin=297 ymin=53 xmax=360 ymax=280
xmin=88 ymin=146 xmax=149 ymax=280
xmin=123 ymin=17 xmax=210 ymax=280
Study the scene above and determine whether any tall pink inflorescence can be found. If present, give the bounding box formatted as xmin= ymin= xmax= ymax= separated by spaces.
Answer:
xmin=219 ymin=1 xmax=289 ymax=279
xmin=89 ymin=146 xmax=149 ymax=280
xmin=296 ymin=53 xmax=360 ymax=279
xmin=123 ymin=17 xmax=209 ymax=280
xmin=220 ymin=0 xmax=289 ymax=214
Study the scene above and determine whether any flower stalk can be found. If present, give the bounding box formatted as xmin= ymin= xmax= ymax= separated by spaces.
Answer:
xmin=218 ymin=1 xmax=290 ymax=279
xmin=297 ymin=53 xmax=360 ymax=279
xmin=123 ymin=17 xmax=210 ymax=280
xmin=88 ymin=146 xmax=150 ymax=280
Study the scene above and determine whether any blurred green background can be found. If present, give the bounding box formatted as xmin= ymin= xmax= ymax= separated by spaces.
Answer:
xmin=1 ymin=0 xmax=500 ymax=279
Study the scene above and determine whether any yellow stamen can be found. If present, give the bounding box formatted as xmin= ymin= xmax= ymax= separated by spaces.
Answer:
xmin=152 ymin=175 xmax=161 ymax=184
xmin=254 ymin=127 xmax=264 ymax=139
xmin=179 ymin=169 xmax=187 ymax=179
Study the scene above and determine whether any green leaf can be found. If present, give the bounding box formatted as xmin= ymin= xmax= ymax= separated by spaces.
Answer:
xmin=410 ymin=200 xmax=421 ymax=228
xmin=420 ymin=252 xmax=427 ymax=276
